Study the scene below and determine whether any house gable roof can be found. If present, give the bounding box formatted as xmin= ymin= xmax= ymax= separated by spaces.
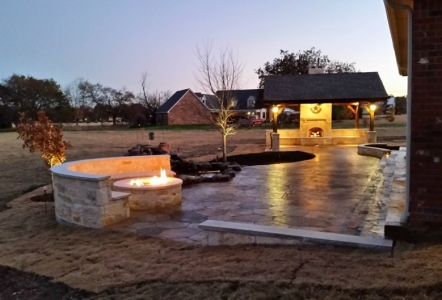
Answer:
xmin=216 ymin=89 xmax=264 ymax=110
xmin=157 ymin=89 xmax=212 ymax=114
xmin=201 ymin=94 xmax=220 ymax=111
xmin=263 ymin=72 xmax=389 ymax=103
xmin=156 ymin=89 xmax=189 ymax=113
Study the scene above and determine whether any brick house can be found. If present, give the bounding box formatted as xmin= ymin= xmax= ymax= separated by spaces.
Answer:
xmin=385 ymin=0 xmax=442 ymax=226
xmin=155 ymin=89 xmax=213 ymax=125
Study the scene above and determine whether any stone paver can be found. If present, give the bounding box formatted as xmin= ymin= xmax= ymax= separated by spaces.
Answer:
xmin=111 ymin=146 xmax=393 ymax=242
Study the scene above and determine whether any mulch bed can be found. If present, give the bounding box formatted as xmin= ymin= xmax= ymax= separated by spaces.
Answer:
xmin=225 ymin=151 xmax=315 ymax=166
xmin=30 ymin=193 xmax=54 ymax=203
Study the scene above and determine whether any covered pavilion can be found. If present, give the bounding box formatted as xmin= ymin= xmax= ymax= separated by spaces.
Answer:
xmin=262 ymin=70 xmax=389 ymax=148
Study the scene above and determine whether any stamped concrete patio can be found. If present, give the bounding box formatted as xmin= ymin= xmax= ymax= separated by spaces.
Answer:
xmin=111 ymin=146 xmax=386 ymax=243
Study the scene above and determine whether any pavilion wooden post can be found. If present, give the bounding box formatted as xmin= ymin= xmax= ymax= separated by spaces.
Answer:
xmin=362 ymin=104 xmax=376 ymax=131
xmin=272 ymin=106 xmax=278 ymax=133
xmin=355 ymin=104 xmax=359 ymax=129
xmin=346 ymin=104 xmax=360 ymax=129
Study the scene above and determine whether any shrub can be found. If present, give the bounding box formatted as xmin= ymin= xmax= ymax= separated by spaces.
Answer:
xmin=17 ymin=111 xmax=72 ymax=167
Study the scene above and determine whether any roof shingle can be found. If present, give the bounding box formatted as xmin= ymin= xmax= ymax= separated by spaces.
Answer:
xmin=263 ymin=72 xmax=389 ymax=103
xmin=156 ymin=89 xmax=189 ymax=113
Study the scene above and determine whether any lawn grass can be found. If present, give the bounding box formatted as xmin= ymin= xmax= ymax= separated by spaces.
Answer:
xmin=0 ymin=130 xmax=266 ymax=208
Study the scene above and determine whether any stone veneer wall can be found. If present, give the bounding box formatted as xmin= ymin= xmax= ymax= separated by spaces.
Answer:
xmin=300 ymin=103 xmax=332 ymax=137
xmin=51 ymin=155 xmax=173 ymax=228
xmin=265 ymin=129 xmax=366 ymax=147
xmin=114 ymin=184 xmax=182 ymax=211
xmin=53 ymin=174 xmax=129 ymax=228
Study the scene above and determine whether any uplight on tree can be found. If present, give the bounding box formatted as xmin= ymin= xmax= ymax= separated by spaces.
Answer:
xmin=195 ymin=41 xmax=244 ymax=162
xmin=17 ymin=110 xmax=72 ymax=168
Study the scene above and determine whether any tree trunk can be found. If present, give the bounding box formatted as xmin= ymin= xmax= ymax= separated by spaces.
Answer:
xmin=222 ymin=134 xmax=227 ymax=163
xmin=112 ymin=115 xmax=117 ymax=126
xmin=151 ymin=109 xmax=157 ymax=125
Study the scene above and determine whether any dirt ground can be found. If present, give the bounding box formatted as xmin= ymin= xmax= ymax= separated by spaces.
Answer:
xmin=4 ymin=126 xmax=438 ymax=300
xmin=1 ymin=187 xmax=442 ymax=299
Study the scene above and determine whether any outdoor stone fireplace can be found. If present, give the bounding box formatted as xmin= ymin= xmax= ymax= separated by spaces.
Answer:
xmin=265 ymin=102 xmax=367 ymax=147
xmin=300 ymin=103 xmax=332 ymax=138
xmin=309 ymin=127 xmax=324 ymax=137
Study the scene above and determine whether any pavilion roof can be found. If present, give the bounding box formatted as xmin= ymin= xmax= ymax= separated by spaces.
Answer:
xmin=263 ymin=72 xmax=389 ymax=104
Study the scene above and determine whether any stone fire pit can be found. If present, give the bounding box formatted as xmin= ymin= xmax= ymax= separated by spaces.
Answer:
xmin=113 ymin=176 xmax=183 ymax=212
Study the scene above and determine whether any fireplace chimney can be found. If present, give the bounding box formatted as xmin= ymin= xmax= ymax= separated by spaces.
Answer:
xmin=308 ymin=58 xmax=324 ymax=75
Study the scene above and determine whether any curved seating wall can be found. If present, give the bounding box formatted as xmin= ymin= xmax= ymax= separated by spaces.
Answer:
xmin=65 ymin=155 xmax=174 ymax=177
xmin=50 ymin=155 xmax=173 ymax=228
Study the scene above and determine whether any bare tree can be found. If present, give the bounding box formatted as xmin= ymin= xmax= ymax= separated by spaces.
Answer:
xmin=64 ymin=78 xmax=86 ymax=125
xmin=79 ymin=80 xmax=134 ymax=125
xmin=137 ymin=72 xmax=171 ymax=125
xmin=195 ymin=42 xmax=243 ymax=162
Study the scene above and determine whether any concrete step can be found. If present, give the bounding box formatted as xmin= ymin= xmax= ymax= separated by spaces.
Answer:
xmin=111 ymin=191 xmax=131 ymax=201
xmin=199 ymin=220 xmax=393 ymax=250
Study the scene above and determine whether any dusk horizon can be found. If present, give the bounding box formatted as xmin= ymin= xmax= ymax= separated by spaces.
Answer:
xmin=1 ymin=0 xmax=407 ymax=96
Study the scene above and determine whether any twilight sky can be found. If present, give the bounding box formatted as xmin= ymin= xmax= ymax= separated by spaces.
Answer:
xmin=0 ymin=0 xmax=407 ymax=96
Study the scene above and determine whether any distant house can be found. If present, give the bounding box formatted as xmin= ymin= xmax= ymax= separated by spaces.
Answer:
xmin=155 ymin=89 xmax=213 ymax=125
xmin=195 ymin=93 xmax=220 ymax=113
xmin=223 ymin=89 xmax=267 ymax=120
xmin=198 ymin=89 xmax=267 ymax=120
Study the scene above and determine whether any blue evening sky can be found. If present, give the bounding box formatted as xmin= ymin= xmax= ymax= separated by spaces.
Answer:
xmin=0 ymin=0 xmax=407 ymax=96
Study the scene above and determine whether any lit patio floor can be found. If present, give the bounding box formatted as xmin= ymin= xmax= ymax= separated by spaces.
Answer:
xmin=111 ymin=146 xmax=386 ymax=244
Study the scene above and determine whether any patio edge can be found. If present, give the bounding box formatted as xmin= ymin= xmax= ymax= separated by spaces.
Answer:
xmin=199 ymin=220 xmax=393 ymax=250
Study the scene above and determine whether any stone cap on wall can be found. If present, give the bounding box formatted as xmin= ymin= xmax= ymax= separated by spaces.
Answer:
xmin=51 ymin=155 xmax=172 ymax=181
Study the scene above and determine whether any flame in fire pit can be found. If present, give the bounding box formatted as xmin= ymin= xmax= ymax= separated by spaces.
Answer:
xmin=129 ymin=168 xmax=168 ymax=186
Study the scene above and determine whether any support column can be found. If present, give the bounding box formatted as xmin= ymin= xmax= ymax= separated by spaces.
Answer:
xmin=363 ymin=103 xmax=377 ymax=143
xmin=271 ymin=133 xmax=280 ymax=151
xmin=366 ymin=131 xmax=377 ymax=143
xmin=355 ymin=104 xmax=359 ymax=129
xmin=346 ymin=104 xmax=359 ymax=129
xmin=271 ymin=105 xmax=279 ymax=133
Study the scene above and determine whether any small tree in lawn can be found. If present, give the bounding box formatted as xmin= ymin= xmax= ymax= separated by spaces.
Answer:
xmin=196 ymin=42 xmax=243 ymax=162
xmin=17 ymin=110 xmax=72 ymax=168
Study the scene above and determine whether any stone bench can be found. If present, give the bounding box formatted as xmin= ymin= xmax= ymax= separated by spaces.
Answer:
xmin=51 ymin=155 xmax=174 ymax=228
xmin=199 ymin=220 xmax=393 ymax=249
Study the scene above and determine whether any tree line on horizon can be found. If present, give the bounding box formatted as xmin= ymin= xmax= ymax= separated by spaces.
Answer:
xmin=0 ymin=72 xmax=171 ymax=128
xmin=0 ymin=47 xmax=404 ymax=129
